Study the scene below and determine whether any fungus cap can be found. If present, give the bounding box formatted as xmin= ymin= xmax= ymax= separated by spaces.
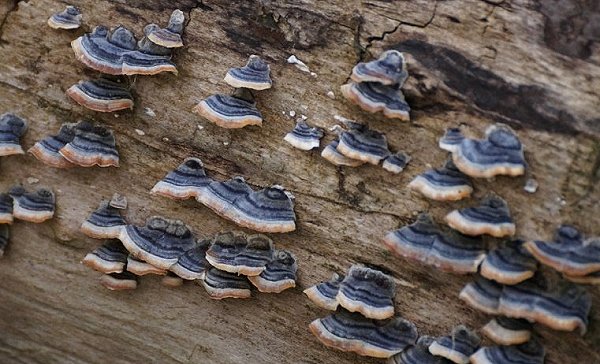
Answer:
xmin=336 ymin=265 xmax=396 ymax=320
xmin=408 ymin=159 xmax=473 ymax=201
xmin=47 ymin=5 xmax=82 ymax=30
xmin=445 ymin=194 xmax=515 ymax=238
xmin=9 ymin=186 xmax=55 ymax=223
xmin=224 ymin=55 xmax=272 ymax=90
xmin=81 ymin=240 xmax=128 ymax=274
xmin=248 ymin=250 xmax=297 ymax=293
xmin=283 ymin=120 xmax=324 ymax=151
xmin=0 ymin=113 xmax=27 ymax=156
xmin=67 ymin=79 xmax=133 ymax=112
xmin=351 ymin=50 xmax=408 ymax=86
xmin=28 ymin=123 xmax=77 ymax=168
xmin=80 ymin=201 xmax=126 ymax=239
xmin=151 ymin=157 xmax=211 ymax=200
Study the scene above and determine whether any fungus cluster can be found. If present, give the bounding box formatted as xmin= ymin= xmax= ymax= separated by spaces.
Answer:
xmin=321 ymin=120 xmax=410 ymax=174
xmin=29 ymin=121 xmax=119 ymax=168
xmin=150 ymin=158 xmax=296 ymax=233
xmin=342 ymin=50 xmax=411 ymax=121
xmin=193 ymin=55 xmax=272 ymax=128
xmin=0 ymin=186 xmax=56 ymax=257
xmin=81 ymin=200 xmax=297 ymax=296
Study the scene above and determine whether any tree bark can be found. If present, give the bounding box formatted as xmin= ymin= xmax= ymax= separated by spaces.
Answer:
xmin=0 ymin=0 xmax=598 ymax=363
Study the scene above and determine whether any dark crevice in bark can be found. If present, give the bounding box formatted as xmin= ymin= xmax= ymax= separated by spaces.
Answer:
xmin=0 ymin=0 xmax=23 ymax=45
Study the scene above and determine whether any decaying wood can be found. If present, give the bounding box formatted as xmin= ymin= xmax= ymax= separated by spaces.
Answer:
xmin=0 ymin=0 xmax=598 ymax=363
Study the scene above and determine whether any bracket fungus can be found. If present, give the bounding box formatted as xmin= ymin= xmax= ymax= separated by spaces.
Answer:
xmin=335 ymin=122 xmax=390 ymax=165
xmin=389 ymin=336 xmax=453 ymax=364
xmin=205 ymin=232 xmax=274 ymax=276
xmin=321 ymin=139 xmax=365 ymax=167
xmin=459 ymin=276 xmax=503 ymax=315
xmin=524 ymin=224 xmax=600 ymax=277
xmin=118 ymin=216 xmax=196 ymax=270
xmin=438 ymin=128 xmax=465 ymax=153
xmin=201 ymin=267 xmax=252 ymax=300
xmin=59 ymin=121 xmax=119 ymax=168
xmin=564 ymin=270 xmax=600 ymax=285
xmin=445 ymin=194 xmax=516 ymax=238
xmin=67 ymin=79 xmax=134 ymax=112
xmin=0 ymin=193 xmax=13 ymax=224
xmin=428 ymin=325 xmax=481 ymax=364
xmin=383 ymin=214 xmax=486 ymax=274
xmin=343 ymin=50 xmax=410 ymax=121
xmin=126 ymin=255 xmax=167 ymax=276
xmin=109 ymin=193 xmax=127 ymax=210
xmin=497 ymin=274 xmax=591 ymax=334
xmin=248 ymin=250 xmax=297 ymax=293
xmin=351 ymin=50 xmax=408 ymax=86
xmin=470 ymin=339 xmax=545 ymax=364
xmin=100 ymin=270 xmax=138 ymax=291
xmin=29 ymin=123 xmax=77 ymax=168
xmin=80 ymin=201 xmax=127 ymax=239
xmin=284 ymin=120 xmax=324 ymax=150
xmin=81 ymin=240 xmax=129 ymax=274
xmin=224 ymin=55 xmax=272 ymax=90
xmin=451 ymin=124 xmax=526 ymax=178
xmin=382 ymin=151 xmax=411 ymax=174
xmin=48 ymin=6 xmax=82 ymax=30
xmin=303 ymin=273 xmax=344 ymax=311
xmin=72 ymin=25 xmax=177 ymax=76
xmin=9 ymin=186 xmax=55 ymax=223
xmin=197 ymin=176 xmax=253 ymax=217
xmin=169 ymin=239 xmax=211 ymax=280
xmin=336 ymin=265 xmax=396 ymax=320
xmin=151 ymin=157 xmax=211 ymax=200
xmin=408 ymin=159 xmax=473 ymax=201
xmin=193 ymin=90 xmax=263 ymax=129
xmin=480 ymin=240 xmax=537 ymax=285
xmin=146 ymin=10 xmax=185 ymax=49
xmin=0 ymin=225 xmax=8 ymax=257
xmin=309 ymin=309 xmax=418 ymax=358
xmin=0 ymin=113 xmax=27 ymax=157
xmin=481 ymin=317 xmax=532 ymax=346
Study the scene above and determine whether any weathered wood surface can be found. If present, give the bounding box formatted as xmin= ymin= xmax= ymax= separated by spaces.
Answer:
xmin=0 ymin=0 xmax=599 ymax=363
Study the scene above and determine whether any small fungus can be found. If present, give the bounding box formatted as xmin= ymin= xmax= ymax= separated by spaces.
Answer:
xmin=283 ymin=120 xmax=324 ymax=151
xmin=452 ymin=124 xmax=526 ymax=178
xmin=47 ymin=5 xmax=82 ymax=30
xmin=248 ymin=249 xmax=297 ymax=293
xmin=151 ymin=157 xmax=211 ymax=200
xmin=445 ymin=194 xmax=516 ymax=238
xmin=390 ymin=336 xmax=453 ymax=364
xmin=481 ymin=317 xmax=532 ymax=346
xmin=205 ymin=232 xmax=274 ymax=276
xmin=0 ymin=193 xmax=13 ymax=224
xmin=336 ymin=265 xmax=396 ymax=320
xmin=524 ymin=224 xmax=600 ymax=277
xmin=303 ymin=273 xmax=344 ymax=310
xmin=351 ymin=50 xmax=408 ymax=86
xmin=336 ymin=122 xmax=390 ymax=165
xmin=309 ymin=310 xmax=418 ymax=358
xmin=196 ymin=176 xmax=253 ymax=217
xmin=438 ymin=127 xmax=465 ymax=153
xmin=59 ymin=121 xmax=119 ymax=168
xmin=224 ymin=55 xmax=272 ymax=90
xmin=193 ymin=90 xmax=263 ymax=129
xmin=201 ymin=267 xmax=252 ymax=300
xmin=126 ymin=255 xmax=167 ymax=276
xmin=459 ymin=276 xmax=503 ymax=315
xmin=0 ymin=113 xmax=27 ymax=157
xmin=67 ymin=79 xmax=134 ymax=112
xmin=109 ymin=193 xmax=127 ymax=210
xmin=137 ymin=24 xmax=172 ymax=56
xmin=81 ymin=239 xmax=129 ymax=274
xmin=230 ymin=185 xmax=296 ymax=233
xmin=28 ymin=123 xmax=77 ymax=168
xmin=118 ymin=216 xmax=196 ymax=270
xmin=470 ymin=339 xmax=545 ymax=364
xmin=408 ymin=159 xmax=472 ymax=201
xmin=321 ymin=139 xmax=365 ymax=167
xmin=341 ymin=82 xmax=410 ymax=121
xmin=99 ymin=270 xmax=138 ymax=291
xmin=382 ymin=151 xmax=411 ymax=174
xmin=80 ymin=201 xmax=126 ymax=239
xmin=480 ymin=240 xmax=537 ymax=285
xmin=9 ymin=186 xmax=55 ymax=223
xmin=147 ymin=10 xmax=185 ymax=48
xmin=169 ymin=238 xmax=211 ymax=280
xmin=383 ymin=213 xmax=486 ymax=274
xmin=428 ymin=325 xmax=481 ymax=364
